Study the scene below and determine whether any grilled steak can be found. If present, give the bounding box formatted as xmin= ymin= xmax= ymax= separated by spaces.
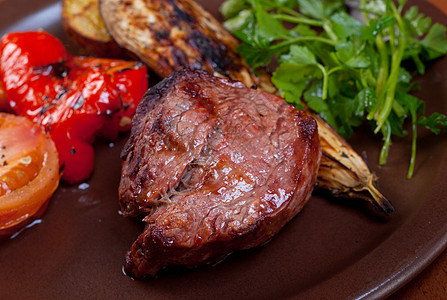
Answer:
xmin=119 ymin=69 xmax=321 ymax=278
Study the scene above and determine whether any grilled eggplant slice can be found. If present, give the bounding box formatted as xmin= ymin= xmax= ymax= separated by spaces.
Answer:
xmin=62 ymin=0 xmax=129 ymax=58
xmin=98 ymin=0 xmax=261 ymax=88
xmin=99 ymin=0 xmax=393 ymax=214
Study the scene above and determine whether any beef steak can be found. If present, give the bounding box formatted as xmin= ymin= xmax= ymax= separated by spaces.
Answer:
xmin=119 ymin=69 xmax=321 ymax=278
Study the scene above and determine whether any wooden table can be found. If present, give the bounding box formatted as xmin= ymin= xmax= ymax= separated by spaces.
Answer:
xmin=388 ymin=2 xmax=447 ymax=299
xmin=390 ymin=252 xmax=447 ymax=298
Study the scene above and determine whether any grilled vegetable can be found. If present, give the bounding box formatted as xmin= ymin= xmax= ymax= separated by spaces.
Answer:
xmin=313 ymin=112 xmax=393 ymax=213
xmin=98 ymin=0 xmax=393 ymax=214
xmin=98 ymin=0 xmax=265 ymax=89
xmin=0 ymin=80 xmax=9 ymax=112
xmin=0 ymin=113 xmax=60 ymax=238
xmin=62 ymin=0 xmax=129 ymax=58
xmin=0 ymin=31 xmax=148 ymax=184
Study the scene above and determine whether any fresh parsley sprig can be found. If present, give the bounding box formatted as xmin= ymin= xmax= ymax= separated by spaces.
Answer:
xmin=221 ymin=0 xmax=447 ymax=178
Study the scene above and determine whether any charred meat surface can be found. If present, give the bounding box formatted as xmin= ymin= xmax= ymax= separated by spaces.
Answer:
xmin=119 ymin=69 xmax=321 ymax=278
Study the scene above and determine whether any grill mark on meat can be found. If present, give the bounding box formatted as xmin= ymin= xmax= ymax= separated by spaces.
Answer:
xmin=298 ymin=114 xmax=319 ymax=143
xmin=180 ymin=82 xmax=200 ymax=98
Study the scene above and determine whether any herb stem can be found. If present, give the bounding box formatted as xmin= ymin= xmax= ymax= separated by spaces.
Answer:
xmin=374 ymin=5 xmax=406 ymax=133
xmin=374 ymin=35 xmax=389 ymax=97
xmin=392 ymin=100 xmax=406 ymax=117
xmin=407 ymin=117 xmax=417 ymax=179
xmin=278 ymin=7 xmax=304 ymax=18
xmin=270 ymin=36 xmax=337 ymax=52
xmin=379 ymin=120 xmax=392 ymax=165
xmin=317 ymin=64 xmax=328 ymax=99
xmin=374 ymin=46 xmax=404 ymax=133
xmin=389 ymin=29 xmax=397 ymax=54
xmin=273 ymin=14 xmax=323 ymax=27
xmin=360 ymin=0 xmax=371 ymax=25
xmin=322 ymin=20 xmax=339 ymax=43
xmin=327 ymin=66 xmax=344 ymax=76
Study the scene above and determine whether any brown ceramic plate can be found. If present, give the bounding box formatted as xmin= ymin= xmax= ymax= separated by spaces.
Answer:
xmin=0 ymin=0 xmax=446 ymax=299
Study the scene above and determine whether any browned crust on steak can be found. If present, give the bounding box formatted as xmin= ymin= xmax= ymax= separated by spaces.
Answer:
xmin=119 ymin=69 xmax=321 ymax=277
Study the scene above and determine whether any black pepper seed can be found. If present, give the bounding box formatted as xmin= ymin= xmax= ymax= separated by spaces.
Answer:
xmin=71 ymin=148 xmax=76 ymax=155
xmin=2 ymin=161 xmax=7 ymax=166
xmin=55 ymin=87 xmax=68 ymax=101
xmin=40 ymin=103 xmax=55 ymax=115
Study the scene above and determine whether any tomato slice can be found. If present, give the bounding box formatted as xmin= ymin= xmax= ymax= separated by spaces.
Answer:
xmin=0 ymin=113 xmax=60 ymax=238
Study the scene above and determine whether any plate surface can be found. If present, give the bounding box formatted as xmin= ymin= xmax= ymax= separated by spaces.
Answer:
xmin=0 ymin=0 xmax=446 ymax=299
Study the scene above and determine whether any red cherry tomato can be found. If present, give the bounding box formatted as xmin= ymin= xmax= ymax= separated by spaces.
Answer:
xmin=0 ymin=31 xmax=148 ymax=183
xmin=0 ymin=80 xmax=10 ymax=112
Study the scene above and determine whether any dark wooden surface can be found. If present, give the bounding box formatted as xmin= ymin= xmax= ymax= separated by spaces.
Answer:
xmin=390 ymin=250 xmax=447 ymax=298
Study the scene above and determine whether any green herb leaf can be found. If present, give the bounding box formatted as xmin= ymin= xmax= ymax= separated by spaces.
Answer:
xmin=222 ymin=0 xmax=447 ymax=178
xmin=421 ymin=23 xmax=447 ymax=59
xmin=281 ymin=45 xmax=317 ymax=64
xmin=419 ymin=113 xmax=447 ymax=134
xmin=272 ymin=45 xmax=323 ymax=104
xmin=223 ymin=9 xmax=252 ymax=33
xmin=297 ymin=0 xmax=325 ymax=20
xmin=236 ymin=42 xmax=274 ymax=67
xmin=360 ymin=0 xmax=386 ymax=15
xmin=220 ymin=0 xmax=250 ymax=19
xmin=330 ymin=12 xmax=364 ymax=41
xmin=403 ymin=6 xmax=432 ymax=37
xmin=335 ymin=41 xmax=370 ymax=68
xmin=254 ymin=4 xmax=291 ymax=41
xmin=362 ymin=16 xmax=396 ymax=41
xmin=291 ymin=24 xmax=318 ymax=37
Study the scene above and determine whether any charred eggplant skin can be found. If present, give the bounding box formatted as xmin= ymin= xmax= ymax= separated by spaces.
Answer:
xmin=99 ymin=0 xmax=258 ymax=87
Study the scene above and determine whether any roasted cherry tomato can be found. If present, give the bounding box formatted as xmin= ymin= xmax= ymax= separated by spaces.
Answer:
xmin=0 ymin=31 xmax=148 ymax=183
xmin=0 ymin=80 xmax=10 ymax=112
xmin=0 ymin=113 xmax=60 ymax=238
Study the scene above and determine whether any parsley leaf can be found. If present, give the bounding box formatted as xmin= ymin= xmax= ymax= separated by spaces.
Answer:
xmin=222 ymin=0 xmax=447 ymax=178
xmin=422 ymin=23 xmax=447 ymax=59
